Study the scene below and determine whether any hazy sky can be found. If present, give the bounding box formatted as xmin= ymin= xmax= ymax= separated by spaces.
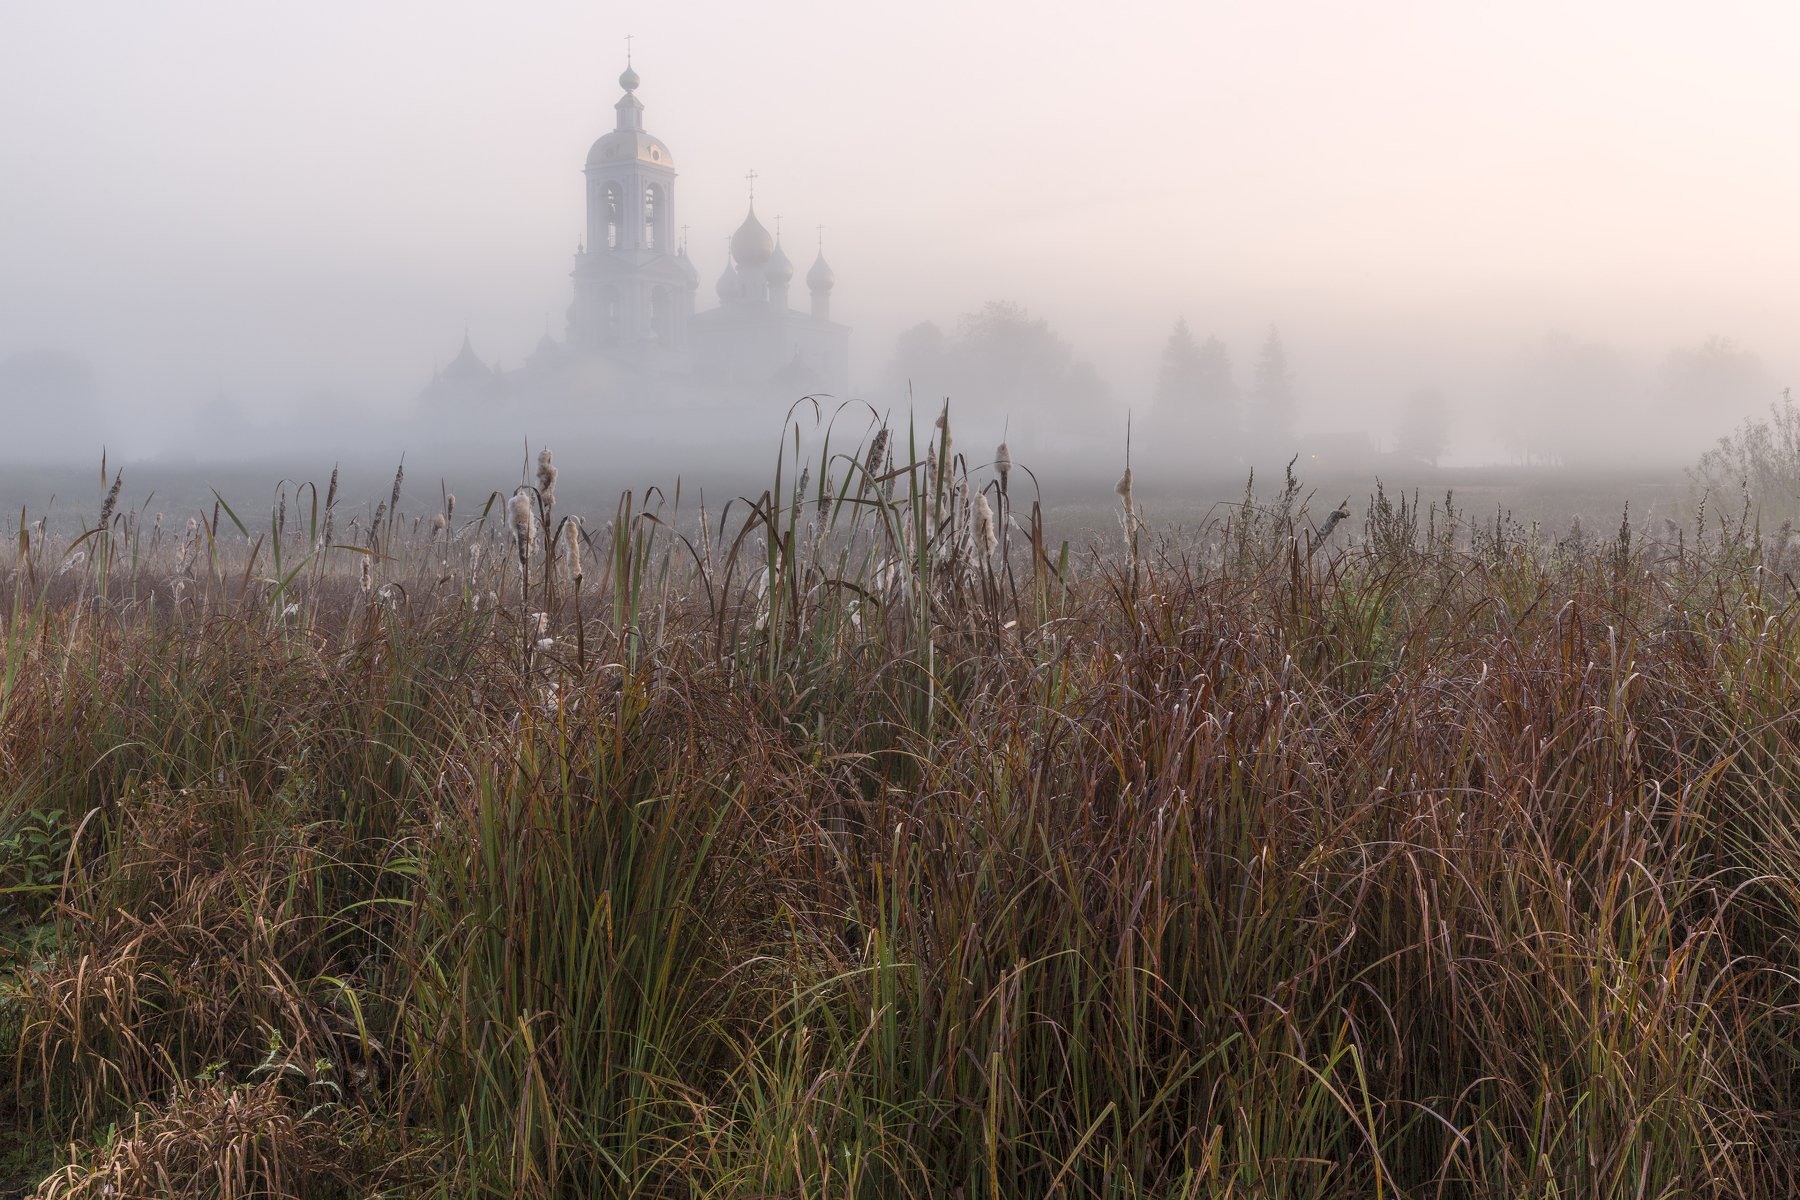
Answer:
xmin=4 ymin=1 xmax=1798 ymax=454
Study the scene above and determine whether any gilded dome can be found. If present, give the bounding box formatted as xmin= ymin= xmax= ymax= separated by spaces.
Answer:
xmin=586 ymin=129 xmax=671 ymax=168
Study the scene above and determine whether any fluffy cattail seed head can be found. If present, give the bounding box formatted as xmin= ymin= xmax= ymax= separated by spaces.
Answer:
xmin=563 ymin=517 xmax=582 ymax=583
xmin=509 ymin=489 xmax=535 ymax=559
xmin=536 ymin=450 xmax=557 ymax=511
xmin=994 ymin=442 xmax=1012 ymax=492
xmin=975 ymin=492 xmax=997 ymax=559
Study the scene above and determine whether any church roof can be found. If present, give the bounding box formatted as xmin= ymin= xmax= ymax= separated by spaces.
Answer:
xmin=588 ymin=64 xmax=672 ymax=168
xmin=588 ymin=129 xmax=672 ymax=168
xmin=731 ymin=204 xmax=774 ymax=267
xmin=765 ymin=238 xmax=793 ymax=286
xmin=443 ymin=332 xmax=491 ymax=379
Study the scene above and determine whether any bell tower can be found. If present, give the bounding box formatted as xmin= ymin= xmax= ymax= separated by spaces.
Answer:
xmin=567 ymin=63 xmax=696 ymax=355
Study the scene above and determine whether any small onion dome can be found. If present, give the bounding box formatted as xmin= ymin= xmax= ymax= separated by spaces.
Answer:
xmin=806 ymin=250 xmax=835 ymax=293
xmin=619 ymin=65 xmax=640 ymax=91
xmin=677 ymin=245 xmax=700 ymax=287
xmin=445 ymin=332 xmax=491 ymax=379
xmin=765 ymin=239 xmax=793 ymax=286
xmin=730 ymin=205 xmax=774 ymax=267
xmin=716 ymin=258 xmax=740 ymax=302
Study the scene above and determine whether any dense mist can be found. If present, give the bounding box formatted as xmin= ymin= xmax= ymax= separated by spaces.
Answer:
xmin=3 ymin=1 xmax=1796 ymax=480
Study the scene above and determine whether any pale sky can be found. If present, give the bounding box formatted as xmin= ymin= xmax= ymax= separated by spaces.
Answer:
xmin=3 ymin=0 xmax=1798 ymax=455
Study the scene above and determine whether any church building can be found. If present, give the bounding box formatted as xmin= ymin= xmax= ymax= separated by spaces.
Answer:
xmin=422 ymin=63 xmax=850 ymax=418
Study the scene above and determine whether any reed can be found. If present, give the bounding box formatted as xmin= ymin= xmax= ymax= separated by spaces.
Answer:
xmin=1 ymin=412 xmax=1796 ymax=1198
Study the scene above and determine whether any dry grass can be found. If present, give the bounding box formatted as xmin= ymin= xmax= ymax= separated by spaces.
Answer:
xmin=3 ymin=409 xmax=1800 ymax=1197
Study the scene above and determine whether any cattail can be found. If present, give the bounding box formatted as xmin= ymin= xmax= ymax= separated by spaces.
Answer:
xmin=510 ymin=488 xmax=535 ymax=579
xmin=445 ymin=493 xmax=456 ymax=525
xmin=934 ymin=409 xmax=952 ymax=466
xmin=563 ymin=517 xmax=583 ymax=586
xmin=863 ymin=427 xmax=890 ymax=487
xmin=1117 ymin=467 xmax=1139 ymax=552
xmin=974 ymin=492 xmax=997 ymax=560
xmin=359 ymin=554 xmax=372 ymax=595
xmin=994 ymin=441 xmax=1012 ymax=494
xmin=369 ymin=502 xmax=385 ymax=549
xmin=431 ymin=512 xmax=446 ymax=537
xmin=388 ymin=462 xmax=405 ymax=524
xmin=325 ymin=466 xmax=339 ymax=511
xmin=98 ymin=470 xmax=122 ymax=533
xmin=536 ymin=449 xmax=557 ymax=512
xmin=1317 ymin=498 xmax=1352 ymax=540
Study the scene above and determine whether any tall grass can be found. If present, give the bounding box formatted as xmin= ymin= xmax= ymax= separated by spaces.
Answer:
xmin=2 ymin=409 xmax=1799 ymax=1197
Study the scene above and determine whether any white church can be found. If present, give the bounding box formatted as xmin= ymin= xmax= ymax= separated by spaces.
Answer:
xmin=422 ymin=62 xmax=850 ymax=418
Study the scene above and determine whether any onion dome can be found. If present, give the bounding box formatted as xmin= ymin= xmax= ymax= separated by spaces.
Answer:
xmin=444 ymin=331 xmax=491 ymax=379
xmin=765 ymin=238 xmax=793 ymax=287
xmin=716 ymin=258 xmax=740 ymax=302
xmin=806 ymin=250 xmax=835 ymax=293
xmin=586 ymin=64 xmax=672 ymax=167
xmin=677 ymin=244 xmax=700 ymax=288
xmin=730 ymin=205 xmax=774 ymax=268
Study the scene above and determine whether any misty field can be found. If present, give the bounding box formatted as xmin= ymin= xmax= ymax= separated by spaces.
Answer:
xmin=5 ymin=413 xmax=1800 ymax=1199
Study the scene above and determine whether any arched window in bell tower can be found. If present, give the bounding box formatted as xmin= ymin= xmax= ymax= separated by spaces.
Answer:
xmin=603 ymin=184 xmax=623 ymax=249
xmin=644 ymin=184 xmax=665 ymax=251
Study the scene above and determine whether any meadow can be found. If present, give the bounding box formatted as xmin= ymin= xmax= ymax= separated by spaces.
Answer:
xmin=3 ymin=407 xmax=1800 ymax=1198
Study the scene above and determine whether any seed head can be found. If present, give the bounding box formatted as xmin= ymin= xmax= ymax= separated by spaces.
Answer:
xmin=863 ymin=428 xmax=890 ymax=484
xmin=975 ymin=492 xmax=997 ymax=559
xmin=563 ymin=517 xmax=583 ymax=584
xmin=994 ymin=442 xmax=1012 ymax=492
xmin=509 ymin=488 xmax=535 ymax=567
xmin=536 ymin=449 xmax=557 ymax=511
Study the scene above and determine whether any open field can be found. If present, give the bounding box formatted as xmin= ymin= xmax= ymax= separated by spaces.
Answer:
xmin=4 ymin=414 xmax=1800 ymax=1197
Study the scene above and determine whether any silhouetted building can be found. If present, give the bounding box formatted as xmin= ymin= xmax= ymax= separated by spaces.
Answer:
xmin=422 ymin=63 xmax=849 ymax=425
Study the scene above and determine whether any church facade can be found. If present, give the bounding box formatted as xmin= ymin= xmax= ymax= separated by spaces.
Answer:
xmin=422 ymin=64 xmax=849 ymax=418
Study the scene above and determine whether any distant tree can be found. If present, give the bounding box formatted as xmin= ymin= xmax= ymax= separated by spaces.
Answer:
xmin=1501 ymin=332 xmax=1636 ymax=466
xmin=1153 ymin=319 xmax=1237 ymax=440
xmin=1654 ymin=335 xmax=1770 ymax=459
xmin=1154 ymin=319 xmax=1203 ymax=411
xmin=1394 ymin=389 xmax=1450 ymax=466
xmin=883 ymin=321 xmax=949 ymax=398
xmin=1692 ymin=386 xmax=1800 ymax=523
xmin=1248 ymin=327 xmax=1296 ymax=449
xmin=883 ymin=301 xmax=1111 ymax=451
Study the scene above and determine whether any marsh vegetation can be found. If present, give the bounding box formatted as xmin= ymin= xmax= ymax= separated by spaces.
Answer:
xmin=4 ymin=408 xmax=1800 ymax=1197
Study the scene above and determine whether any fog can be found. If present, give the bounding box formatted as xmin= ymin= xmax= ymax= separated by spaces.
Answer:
xmin=4 ymin=1 xmax=1798 ymax=483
